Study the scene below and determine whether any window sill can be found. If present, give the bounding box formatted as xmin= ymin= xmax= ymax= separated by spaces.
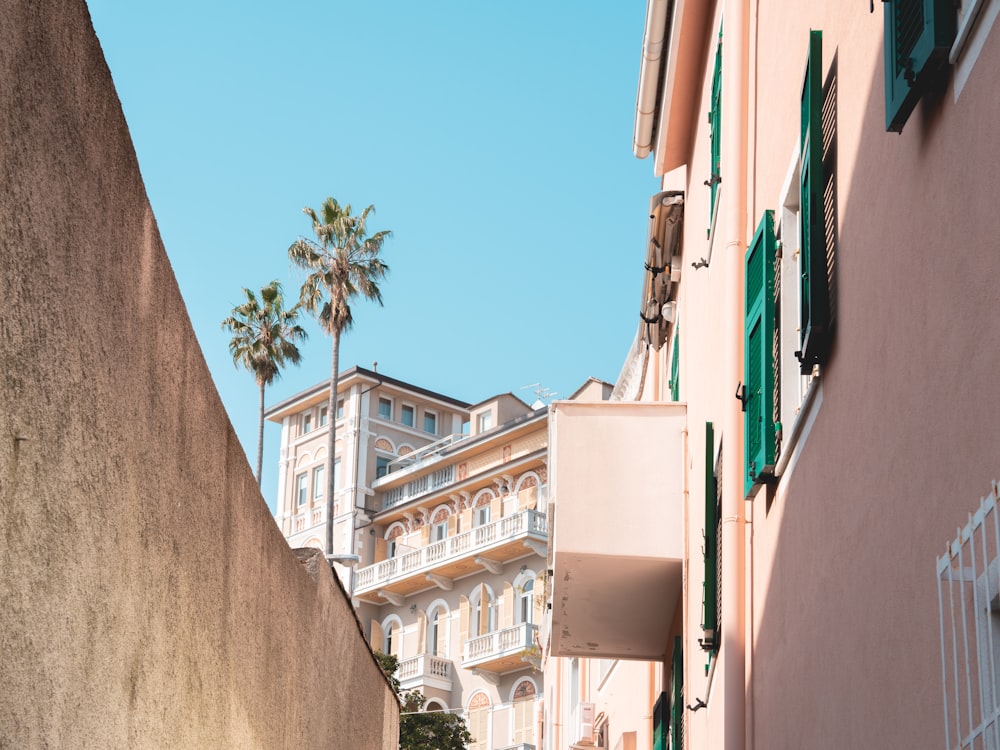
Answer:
xmin=773 ymin=373 xmax=823 ymax=480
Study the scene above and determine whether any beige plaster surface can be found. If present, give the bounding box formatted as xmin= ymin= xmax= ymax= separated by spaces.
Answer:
xmin=0 ymin=1 xmax=398 ymax=747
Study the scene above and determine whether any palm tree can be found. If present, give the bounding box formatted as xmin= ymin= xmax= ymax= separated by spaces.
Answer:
xmin=222 ymin=280 xmax=306 ymax=486
xmin=289 ymin=197 xmax=391 ymax=557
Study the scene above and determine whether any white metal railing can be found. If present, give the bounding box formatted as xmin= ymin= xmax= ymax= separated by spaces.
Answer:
xmin=938 ymin=483 xmax=1000 ymax=750
xmin=464 ymin=622 xmax=538 ymax=666
xmin=386 ymin=433 xmax=469 ymax=471
xmin=355 ymin=509 xmax=548 ymax=592
xmin=396 ymin=654 xmax=452 ymax=685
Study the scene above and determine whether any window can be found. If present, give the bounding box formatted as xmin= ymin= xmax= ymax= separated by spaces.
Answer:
xmin=337 ymin=398 xmax=344 ymax=419
xmin=707 ymin=26 xmax=722 ymax=225
xmin=430 ymin=606 xmax=448 ymax=656
xmin=433 ymin=520 xmax=448 ymax=541
xmin=951 ymin=0 xmax=1000 ymax=96
xmin=519 ymin=579 xmax=534 ymax=624
xmin=477 ymin=412 xmax=493 ymax=432
xmin=296 ymin=473 xmax=308 ymax=506
xmin=312 ymin=465 xmax=324 ymax=500
xmin=653 ymin=691 xmax=667 ymax=750
xmin=467 ymin=693 xmax=490 ymax=750
xmin=378 ymin=397 xmax=392 ymax=420
xmin=423 ymin=410 xmax=437 ymax=435
xmin=401 ymin=404 xmax=414 ymax=427
xmin=333 ymin=457 xmax=341 ymax=490
xmin=883 ymin=0 xmax=956 ymax=132
xmin=301 ymin=413 xmax=312 ymax=434
xmin=319 ymin=406 xmax=328 ymax=427
xmin=744 ymin=211 xmax=778 ymax=495
xmin=938 ymin=486 xmax=1000 ymax=747
xmin=376 ymin=456 xmax=390 ymax=479
xmin=475 ymin=504 xmax=491 ymax=527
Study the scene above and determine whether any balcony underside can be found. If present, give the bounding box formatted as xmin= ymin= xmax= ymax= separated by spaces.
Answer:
xmin=552 ymin=552 xmax=682 ymax=659
xmin=548 ymin=400 xmax=686 ymax=661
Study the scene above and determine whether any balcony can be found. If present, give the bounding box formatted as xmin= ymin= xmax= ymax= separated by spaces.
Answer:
xmin=464 ymin=622 xmax=538 ymax=674
xmin=549 ymin=401 xmax=686 ymax=661
xmin=397 ymin=653 xmax=453 ymax=693
xmin=355 ymin=509 xmax=548 ymax=602
xmin=381 ymin=464 xmax=456 ymax=510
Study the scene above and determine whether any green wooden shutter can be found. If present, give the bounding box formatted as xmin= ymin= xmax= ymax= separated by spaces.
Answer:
xmin=652 ymin=691 xmax=667 ymax=750
xmin=708 ymin=30 xmax=722 ymax=222
xmin=701 ymin=422 xmax=717 ymax=649
xmin=669 ymin=636 xmax=684 ymax=750
xmin=884 ymin=0 xmax=956 ymax=132
xmin=669 ymin=328 xmax=680 ymax=401
xmin=745 ymin=211 xmax=777 ymax=496
xmin=797 ymin=30 xmax=830 ymax=374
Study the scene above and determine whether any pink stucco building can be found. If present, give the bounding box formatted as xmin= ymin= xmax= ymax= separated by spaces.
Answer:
xmin=541 ymin=2 xmax=1000 ymax=749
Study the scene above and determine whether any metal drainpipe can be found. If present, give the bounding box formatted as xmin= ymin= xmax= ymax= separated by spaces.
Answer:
xmin=720 ymin=1 xmax=749 ymax=750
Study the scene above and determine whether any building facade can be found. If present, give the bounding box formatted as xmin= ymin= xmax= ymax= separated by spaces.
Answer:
xmin=542 ymin=2 xmax=1000 ymax=750
xmin=268 ymin=371 xmax=613 ymax=748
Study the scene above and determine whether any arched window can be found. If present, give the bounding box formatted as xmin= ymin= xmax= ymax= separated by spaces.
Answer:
xmin=470 ymin=586 xmax=496 ymax=636
xmin=519 ymin=579 xmax=534 ymax=625
xmin=511 ymin=680 xmax=537 ymax=744
xmin=428 ymin=601 xmax=449 ymax=657
xmin=467 ymin=692 xmax=491 ymax=750
xmin=381 ymin=615 xmax=403 ymax=659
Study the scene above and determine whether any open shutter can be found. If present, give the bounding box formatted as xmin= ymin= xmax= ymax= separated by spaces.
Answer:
xmin=798 ymin=30 xmax=831 ymax=373
xmin=374 ymin=537 xmax=387 ymax=563
xmin=436 ymin=610 xmax=448 ymax=656
xmin=478 ymin=584 xmax=490 ymax=634
xmin=502 ymin=582 xmax=515 ymax=629
xmin=884 ymin=0 xmax=957 ymax=132
xmin=745 ymin=211 xmax=777 ymax=496
xmin=669 ymin=328 xmax=681 ymax=402
xmin=669 ymin=636 xmax=684 ymax=750
xmin=459 ymin=596 xmax=470 ymax=654
xmin=708 ymin=28 xmax=723 ymax=222
xmin=702 ymin=422 xmax=718 ymax=649
xmin=370 ymin=619 xmax=384 ymax=653
xmin=652 ymin=691 xmax=667 ymax=750
xmin=490 ymin=495 xmax=503 ymax=521
xmin=416 ymin=610 xmax=427 ymax=656
xmin=460 ymin=508 xmax=473 ymax=533
xmin=532 ymin=576 xmax=545 ymax=625
xmin=448 ymin=512 xmax=459 ymax=537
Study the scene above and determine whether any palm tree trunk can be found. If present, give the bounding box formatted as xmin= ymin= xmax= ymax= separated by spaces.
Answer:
xmin=256 ymin=382 xmax=266 ymax=487
xmin=326 ymin=328 xmax=340 ymax=557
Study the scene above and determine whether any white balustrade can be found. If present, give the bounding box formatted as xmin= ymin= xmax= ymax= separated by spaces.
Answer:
xmin=463 ymin=623 xmax=538 ymax=666
xmin=355 ymin=510 xmax=547 ymax=594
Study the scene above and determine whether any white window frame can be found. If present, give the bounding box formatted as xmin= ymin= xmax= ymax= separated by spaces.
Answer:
xmin=319 ymin=406 xmax=328 ymax=427
xmin=376 ymin=455 xmax=391 ymax=479
xmin=423 ymin=409 xmax=438 ymax=435
xmin=400 ymin=403 xmax=415 ymax=428
xmin=312 ymin=465 xmax=324 ymax=501
xmin=337 ymin=398 xmax=345 ymax=419
xmin=952 ymin=0 xmax=1000 ymax=98
xmin=296 ymin=472 xmax=308 ymax=506
xmin=301 ymin=412 xmax=312 ymax=435
xmin=378 ymin=396 xmax=393 ymax=421
xmin=477 ymin=411 xmax=493 ymax=433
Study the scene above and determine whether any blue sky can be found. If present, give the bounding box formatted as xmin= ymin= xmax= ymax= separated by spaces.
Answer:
xmin=87 ymin=1 xmax=660 ymax=511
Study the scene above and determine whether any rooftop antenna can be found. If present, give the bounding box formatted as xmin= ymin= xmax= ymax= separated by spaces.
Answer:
xmin=372 ymin=360 xmax=378 ymax=373
xmin=521 ymin=383 xmax=556 ymax=409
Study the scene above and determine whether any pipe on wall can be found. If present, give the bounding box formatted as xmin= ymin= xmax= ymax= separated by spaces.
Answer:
xmin=720 ymin=2 xmax=750 ymax=750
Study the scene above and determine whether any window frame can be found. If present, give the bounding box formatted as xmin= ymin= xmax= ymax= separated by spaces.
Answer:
xmin=400 ymin=403 xmax=415 ymax=428
xmin=301 ymin=412 xmax=312 ymax=435
xmin=312 ymin=465 xmax=324 ymax=501
xmin=377 ymin=396 xmax=392 ymax=421
xmin=423 ymin=409 xmax=438 ymax=435
xmin=296 ymin=472 xmax=308 ymax=506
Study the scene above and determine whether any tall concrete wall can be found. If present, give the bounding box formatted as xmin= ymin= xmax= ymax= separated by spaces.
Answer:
xmin=0 ymin=2 xmax=398 ymax=747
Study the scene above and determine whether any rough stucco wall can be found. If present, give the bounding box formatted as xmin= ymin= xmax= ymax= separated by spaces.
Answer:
xmin=0 ymin=2 xmax=399 ymax=747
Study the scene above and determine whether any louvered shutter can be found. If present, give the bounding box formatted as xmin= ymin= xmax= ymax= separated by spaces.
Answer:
xmin=745 ymin=211 xmax=777 ymax=495
xmin=884 ymin=0 xmax=957 ymax=132
xmin=502 ymin=582 xmax=515 ymax=629
xmin=709 ymin=29 xmax=722 ymax=221
xmin=416 ymin=610 xmax=427 ymax=656
xmin=702 ymin=422 xmax=718 ymax=647
xmin=459 ymin=596 xmax=470 ymax=653
xmin=370 ymin=620 xmax=384 ymax=653
xmin=669 ymin=328 xmax=681 ymax=402
xmin=669 ymin=637 xmax=684 ymax=750
xmin=798 ymin=30 xmax=831 ymax=373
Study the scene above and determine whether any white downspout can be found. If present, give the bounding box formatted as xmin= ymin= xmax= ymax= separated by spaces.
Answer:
xmin=720 ymin=2 xmax=749 ymax=750
xmin=633 ymin=0 xmax=671 ymax=158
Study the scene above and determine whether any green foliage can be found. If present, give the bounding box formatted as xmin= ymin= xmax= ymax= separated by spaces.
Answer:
xmin=374 ymin=652 xmax=473 ymax=750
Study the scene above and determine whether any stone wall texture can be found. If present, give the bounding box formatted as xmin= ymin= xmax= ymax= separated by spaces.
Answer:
xmin=0 ymin=1 xmax=399 ymax=747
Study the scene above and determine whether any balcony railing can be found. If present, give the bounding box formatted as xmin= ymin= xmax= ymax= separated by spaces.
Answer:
xmin=382 ymin=464 xmax=456 ymax=510
xmin=397 ymin=653 xmax=453 ymax=690
xmin=355 ymin=509 xmax=548 ymax=593
xmin=463 ymin=622 xmax=537 ymax=668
